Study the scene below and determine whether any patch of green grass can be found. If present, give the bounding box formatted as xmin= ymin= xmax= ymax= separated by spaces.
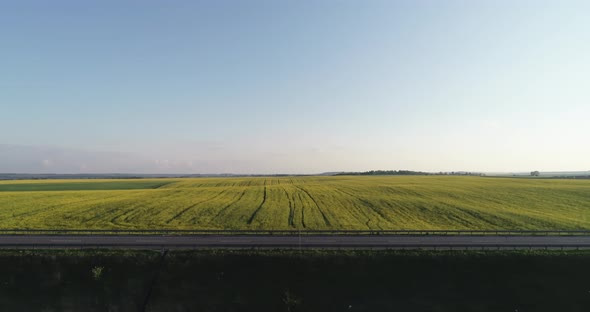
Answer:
xmin=0 ymin=179 xmax=175 ymax=192
xmin=0 ymin=176 xmax=589 ymax=230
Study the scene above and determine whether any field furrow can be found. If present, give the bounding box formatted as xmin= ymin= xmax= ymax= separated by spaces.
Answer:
xmin=0 ymin=176 xmax=589 ymax=230
xmin=247 ymin=186 xmax=267 ymax=225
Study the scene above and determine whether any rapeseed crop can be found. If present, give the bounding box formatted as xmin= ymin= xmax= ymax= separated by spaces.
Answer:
xmin=0 ymin=176 xmax=588 ymax=230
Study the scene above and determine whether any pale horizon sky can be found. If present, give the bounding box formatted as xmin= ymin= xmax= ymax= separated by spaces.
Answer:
xmin=1 ymin=1 xmax=589 ymax=174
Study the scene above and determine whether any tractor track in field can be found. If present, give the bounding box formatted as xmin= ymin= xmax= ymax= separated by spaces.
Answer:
xmin=85 ymin=203 xmax=140 ymax=223
xmin=25 ymin=195 xmax=143 ymax=221
xmin=165 ymin=189 xmax=229 ymax=223
xmin=108 ymin=202 xmax=148 ymax=224
xmin=208 ymin=189 xmax=248 ymax=225
xmin=2 ymin=194 xmax=124 ymax=222
xmin=108 ymin=190 xmax=187 ymax=224
xmin=295 ymin=186 xmax=331 ymax=227
xmin=282 ymin=187 xmax=295 ymax=228
xmin=335 ymin=188 xmax=389 ymax=230
xmin=296 ymin=192 xmax=307 ymax=228
xmin=80 ymin=190 xmax=186 ymax=224
xmin=247 ymin=186 xmax=267 ymax=224
xmin=332 ymin=188 xmax=374 ymax=229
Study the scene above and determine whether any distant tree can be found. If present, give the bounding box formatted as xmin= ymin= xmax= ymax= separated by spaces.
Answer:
xmin=530 ymin=171 xmax=540 ymax=177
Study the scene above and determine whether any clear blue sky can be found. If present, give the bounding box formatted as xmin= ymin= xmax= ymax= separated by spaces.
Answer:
xmin=1 ymin=0 xmax=589 ymax=174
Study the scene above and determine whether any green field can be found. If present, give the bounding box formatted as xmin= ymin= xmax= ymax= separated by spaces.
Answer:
xmin=0 ymin=180 xmax=171 ymax=192
xmin=0 ymin=176 xmax=589 ymax=230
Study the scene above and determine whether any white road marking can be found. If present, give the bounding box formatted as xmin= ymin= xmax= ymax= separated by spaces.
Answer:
xmin=219 ymin=240 xmax=252 ymax=243
xmin=50 ymin=240 xmax=82 ymax=243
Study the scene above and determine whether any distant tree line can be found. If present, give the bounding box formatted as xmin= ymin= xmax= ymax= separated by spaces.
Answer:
xmin=335 ymin=170 xmax=428 ymax=176
xmin=335 ymin=170 xmax=484 ymax=176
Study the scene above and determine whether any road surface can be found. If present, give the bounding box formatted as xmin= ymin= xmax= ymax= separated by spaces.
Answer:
xmin=1 ymin=235 xmax=590 ymax=249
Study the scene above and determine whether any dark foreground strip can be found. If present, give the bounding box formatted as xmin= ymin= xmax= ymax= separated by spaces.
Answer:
xmin=139 ymin=250 xmax=168 ymax=312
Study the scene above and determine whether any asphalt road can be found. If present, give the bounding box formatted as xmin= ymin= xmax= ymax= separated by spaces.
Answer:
xmin=1 ymin=235 xmax=590 ymax=249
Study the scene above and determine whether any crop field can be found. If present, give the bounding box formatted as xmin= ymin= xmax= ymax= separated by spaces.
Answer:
xmin=0 ymin=176 xmax=589 ymax=230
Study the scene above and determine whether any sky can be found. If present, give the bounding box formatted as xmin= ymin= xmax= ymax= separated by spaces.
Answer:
xmin=1 ymin=0 xmax=589 ymax=174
